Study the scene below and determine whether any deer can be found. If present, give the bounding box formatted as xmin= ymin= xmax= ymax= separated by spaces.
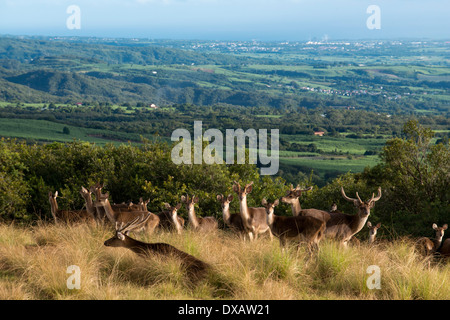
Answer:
xmin=281 ymin=184 xmax=330 ymax=222
xmin=94 ymin=190 xmax=160 ymax=236
xmin=262 ymin=198 xmax=326 ymax=252
xmin=281 ymin=185 xmax=313 ymax=216
xmin=217 ymin=194 xmax=245 ymax=235
xmin=438 ymin=238 xmax=450 ymax=259
xmin=80 ymin=186 xmax=98 ymax=221
xmin=367 ymin=221 xmax=381 ymax=244
xmin=324 ymin=187 xmax=382 ymax=246
xmin=232 ymin=181 xmax=273 ymax=241
xmin=48 ymin=191 xmax=95 ymax=223
xmin=104 ymin=213 xmax=210 ymax=282
xmin=181 ymin=195 xmax=218 ymax=232
xmin=416 ymin=224 xmax=448 ymax=256
xmin=156 ymin=202 xmax=184 ymax=234
xmin=90 ymin=183 xmax=147 ymax=223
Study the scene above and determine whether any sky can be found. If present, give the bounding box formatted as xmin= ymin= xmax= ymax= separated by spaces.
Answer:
xmin=0 ymin=0 xmax=448 ymax=41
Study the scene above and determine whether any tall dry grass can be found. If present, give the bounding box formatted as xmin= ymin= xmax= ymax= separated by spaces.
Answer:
xmin=0 ymin=222 xmax=448 ymax=300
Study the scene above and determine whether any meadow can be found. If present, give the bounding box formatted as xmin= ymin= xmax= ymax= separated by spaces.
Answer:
xmin=0 ymin=222 xmax=448 ymax=300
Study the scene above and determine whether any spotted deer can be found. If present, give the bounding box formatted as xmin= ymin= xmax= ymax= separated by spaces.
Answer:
xmin=325 ymin=187 xmax=382 ymax=246
xmin=367 ymin=221 xmax=381 ymax=244
xmin=281 ymin=185 xmax=330 ymax=222
xmin=181 ymin=195 xmax=218 ymax=232
xmin=156 ymin=202 xmax=184 ymax=234
xmin=93 ymin=189 xmax=159 ymax=236
xmin=233 ymin=181 xmax=273 ymax=241
xmin=416 ymin=224 xmax=448 ymax=256
xmin=104 ymin=213 xmax=210 ymax=282
xmin=217 ymin=194 xmax=245 ymax=235
xmin=262 ymin=198 xmax=326 ymax=252
xmin=48 ymin=191 xmax=95 ymax=223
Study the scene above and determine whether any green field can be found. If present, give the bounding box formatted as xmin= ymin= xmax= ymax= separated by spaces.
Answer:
xmin=0 ymin=118 xmax=165 ymax=145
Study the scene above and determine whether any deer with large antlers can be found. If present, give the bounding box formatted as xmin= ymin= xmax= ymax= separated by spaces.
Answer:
xmin=48 ymin=191 xmax=95 ymax=223
xmin=104 ymin=213 xmax=210 ymax=282
xmin=156 ymin=202 xmax=184 ymax=234
xmin=416 ymin=224 xmax=448 ymax=256
xmin=217 ymin=194 xmax=245 ymax=235
xmin=233 ymin=181 xmax=273 ymax=241
xmin=324 ymin=187 xmax=382 ymax=246
xmin=181 ymin=195 xmax=218 ymax=232
xmin=262 ymin=198 xmax=326 ymax=252
xmin=281 ymin=185 xmax=330 ymax=222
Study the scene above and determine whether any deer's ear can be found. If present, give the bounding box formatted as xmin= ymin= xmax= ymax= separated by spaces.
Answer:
xmin=227 ymin=194 xmax=234 ymax=202
xmin=376 ymin=223 xmax=382 ymax=228
xmin=181 ymin=195 xmax=186 ymax=203
xmin=232 ymin=184 xmax=239 ymax=193
xmin=193 ymin=196 xmax=199 ymax=204
xmin=175 ymin=203 xmax=182 ymax=210
xmin=164 ymin=203 xmax=171 ymax=209
xmin=261 ymin=198 xmax=267 ymax=206
xmin=246 ymin=184 xmax=253 ymax=194
xmin=117 ymin=232 xmax=125 ymax=241
xmin=443 ymin=224 xmax=448 ymax=230
xmin=273 ymin=199 xmax=279 ymax=206
xmin=217 ymin=194 xmax=223 ymax=201
xmin=432 ymin=223 xmax=438 ymax=230
xmin=367 ymin=221 xmax=372 ymax=228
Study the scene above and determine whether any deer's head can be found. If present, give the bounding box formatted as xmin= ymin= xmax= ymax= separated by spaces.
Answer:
xmin=341 ymin=187 xmax=382 ymax=218
xmin=432 ymin=223 xmax=448 ymax=241
xmin=164 ymin=202 xmax=182 ymax=217
xmin=261 ymin=198 xmax=279 ymax=225
xmin=217 ymin=194 xmax=233 ymax=209
xmin=181 ymin=195 xmax=199 ymax=211
xmin=367 ymin=221 xmax=381 ymax=238
xmin=233 ymin=181 xmax=254 ymax=201
xmin=104 ymin=213 xmax=151 ymax=247
xmin=281 ymin=185 xmax=312 ymax=204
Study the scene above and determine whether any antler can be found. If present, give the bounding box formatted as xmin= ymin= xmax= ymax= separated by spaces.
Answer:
xmin=116 ymin=213 xmax=151 ymax=234
xmin=341 ymin=187 xmax=361 ymax=204
xmin=369 ymin=187 xmax=382 ymax=203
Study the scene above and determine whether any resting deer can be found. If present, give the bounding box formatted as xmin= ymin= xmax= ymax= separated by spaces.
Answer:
xmin=217 ymin=194 xmax=245 ymax=235
xmin=181 ymin=195 xmax=218 ymax=232
xmin=367 ymin=221 xmax=381 ymax=244
xmin=233 ymin=181 xmax=273 ymax=241
xmin=416 ymin=224 xmax=448 ymax=256
xmin=325 ymin=187 xmax=382 ymax=246
xmin=262 ymin=198 xmax=326 ymax=252
xmin=94 ymin=191 xmax=160 ymax=236
xmin=281 ymin=185 xmax=330 ymax=222
xmin=104 ymin=213 xmax=210 ymax=282
xmin=156 ymin=203 xmax=184 ymax=234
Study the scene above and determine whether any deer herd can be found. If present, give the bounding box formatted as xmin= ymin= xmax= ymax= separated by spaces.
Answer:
xmin=48 ymin=181 xmax=450 ymax=275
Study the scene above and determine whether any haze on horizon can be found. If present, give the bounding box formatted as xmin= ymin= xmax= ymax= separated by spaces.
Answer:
xmin=0 ymin=0 xmax=448 ymax=41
